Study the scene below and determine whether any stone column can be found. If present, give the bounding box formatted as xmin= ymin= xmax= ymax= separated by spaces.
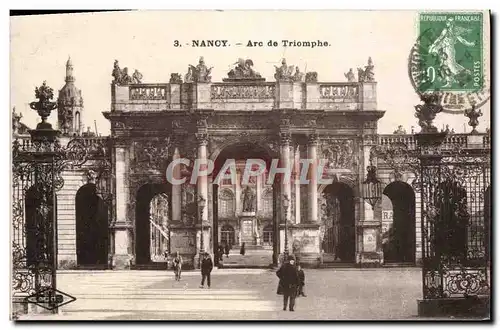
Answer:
xmin=195 ymin=132 xmax=209 ymax=222
xmin=235 ymin=168 xmax=241 ymax=215
xmin=294 ymin=145 xmax=301 ymax=224
xmin=171 ymin=147 xmax=182 ymax=221
xmin=307 ymin=134 xmax=319 ymax=223
xmin=358 ymin=134 xmax=383 ymax=266
xmin=111 ymin=144 xmax=133 ymax=269
xmin=280 ymin=132 xmax=292 ymax=221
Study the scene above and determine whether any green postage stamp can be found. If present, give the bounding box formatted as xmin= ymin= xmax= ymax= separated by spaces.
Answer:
xmin=417 ymin=12 xmax=483 ymax=93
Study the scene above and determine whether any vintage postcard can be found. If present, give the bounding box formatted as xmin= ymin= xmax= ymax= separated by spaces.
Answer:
xmin=10 ymin=10 xmax=491 ymax=320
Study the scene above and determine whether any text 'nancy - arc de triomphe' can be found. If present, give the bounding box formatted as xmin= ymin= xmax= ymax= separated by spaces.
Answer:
xmin=102 ymin=57 xmax=386 ymax=269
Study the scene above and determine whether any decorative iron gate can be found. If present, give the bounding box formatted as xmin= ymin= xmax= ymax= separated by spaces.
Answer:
xmin=12 ymin=138 xmax=64 ymax=306
xmin=417 ymin=134 xmax=490 ymax=299
xmin=12 ymin=82 xmax=113 ymax=316
xmin=375 ymin=95 xmax=491 ymax=302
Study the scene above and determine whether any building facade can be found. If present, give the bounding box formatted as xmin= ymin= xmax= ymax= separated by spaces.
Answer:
xmin=12 ymin=57 xmax=491 ymax=271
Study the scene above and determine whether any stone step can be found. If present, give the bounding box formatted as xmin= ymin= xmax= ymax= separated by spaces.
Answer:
xmin=319 ymin=262 xmax=357 ymax=268
xmin=219 ymin=253 xmax=273 ymax=269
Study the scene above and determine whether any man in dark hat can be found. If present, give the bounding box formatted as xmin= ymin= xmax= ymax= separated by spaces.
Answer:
xmin=200 ymin=252 xmax=213 ymax=289
xmin=276 ymin=255 xmax=300 ymax=311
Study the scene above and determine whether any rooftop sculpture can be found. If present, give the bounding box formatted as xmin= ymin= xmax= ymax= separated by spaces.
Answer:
xmin=185 ymin=57 xmax=213 ymax=83
xmin=225 ymin=58 xmax=264 ymax=81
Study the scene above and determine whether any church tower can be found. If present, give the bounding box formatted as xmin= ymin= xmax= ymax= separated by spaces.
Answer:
xmin=58 ymin=57 xmax=84 ymax=136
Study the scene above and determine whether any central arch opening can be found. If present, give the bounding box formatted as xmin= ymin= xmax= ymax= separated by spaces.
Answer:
xmin=213 ymin=142 xmax=275 ymax=267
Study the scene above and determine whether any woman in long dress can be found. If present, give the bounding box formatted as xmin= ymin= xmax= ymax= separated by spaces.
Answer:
xmin=428 ymin=18 xmax=476 ymax=87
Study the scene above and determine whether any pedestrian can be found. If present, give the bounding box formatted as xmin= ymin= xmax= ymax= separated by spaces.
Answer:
xmin=276 ymin=255 xmax=300 ymax=312
xmin=240 ymin=242 xmax=246 ymax=256
xmin=172 ymin=251 xmax=183 ymax=281
xmin=200 ymin=252 xmax=213 ymax=289
xmin=224 ymin=242 xmax=230 ymax=257
xmin=218 ymin=244 xmax=224 ymax=262
xmin=297 ymin=264 xmax=307 ymax=297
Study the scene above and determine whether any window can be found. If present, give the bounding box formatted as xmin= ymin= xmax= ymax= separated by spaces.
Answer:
xmin=75 ymin=111 xmax=81 ymax=133
xmin=221 ymin=224 xmax=235 ymax=246
xmin=219 ymin=189 xmax=235 ymax=218
xmin=263 ymin=224 xmax=273 ymax=246
xmin=261 ymin=188 xmax=273 ymax=216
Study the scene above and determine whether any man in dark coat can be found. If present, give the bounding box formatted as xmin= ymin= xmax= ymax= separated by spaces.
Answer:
xmin=276 ymin=255 xmax=300 ymax=311
xmin=217 ymin=245 xmax=224 ymax=262
xmin=200 ymin=252 xmax=213 ymax=289
xmin=297 ymin=264 xmax=306 ymax=297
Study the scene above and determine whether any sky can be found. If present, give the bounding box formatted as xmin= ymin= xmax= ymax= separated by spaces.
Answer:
xmin=10 ymin=10 xmax=491 ymax=135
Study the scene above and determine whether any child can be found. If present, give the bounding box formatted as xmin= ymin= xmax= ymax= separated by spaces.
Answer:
xmin=297 ymin=264 xmax=306 ymax=297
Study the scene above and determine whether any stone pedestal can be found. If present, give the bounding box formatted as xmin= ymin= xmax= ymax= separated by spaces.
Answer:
xmin=111 ymin=226 xmax=133 ymax=269
xmin=276 ymin=81 xmax=294 ymax=109
xmin=357 ymin=223 xmax=383 ymax=266
xmin=195 ymin=83 xmax=212 ymax=109
xmin=169 ymin=225 xmax=197 ymax=269
xmin=467 ymin=134 xmax=484 ymax=148
xmin=169 ymin=83 xmax=182 ymax=109
xmin=360 ymin=82 xmax=377 ymax=111
xmin=239 ymin=215 xmax=255 ymax=245
xmin=288 ymin=223 xmax=321 ymax=267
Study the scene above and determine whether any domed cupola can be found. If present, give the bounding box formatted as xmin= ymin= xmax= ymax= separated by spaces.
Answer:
xmin=57 ymin=56 xmax=84 ymax=136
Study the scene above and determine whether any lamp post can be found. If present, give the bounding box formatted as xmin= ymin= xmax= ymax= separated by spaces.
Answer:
xmin=283 ymin=195 xmax=290 ymax=260
xmin=198 ymin=196 xmax=207 ymax=267
xmin=361 ymin=161 xmax=382 ymax=210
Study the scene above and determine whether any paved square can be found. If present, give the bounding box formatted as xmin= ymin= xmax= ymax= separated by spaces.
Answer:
xmin=18 ymin=268 xmax=427 ymax=320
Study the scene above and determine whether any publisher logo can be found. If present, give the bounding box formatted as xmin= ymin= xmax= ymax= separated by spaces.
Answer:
xmin=26 ymin=288 xmax=76 ymax=310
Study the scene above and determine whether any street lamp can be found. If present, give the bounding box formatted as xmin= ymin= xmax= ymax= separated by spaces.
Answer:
xmin=283 ymin=195 xmax=290 ymax=260
xmin=198 ymin=196 xmax=207 ymax=267
xmin=361 ymin=161 xmax=383 ymax=210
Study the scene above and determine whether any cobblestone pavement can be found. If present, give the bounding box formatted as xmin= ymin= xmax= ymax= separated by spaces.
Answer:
xmin=18 ymin=268 xmax=435 ymax=320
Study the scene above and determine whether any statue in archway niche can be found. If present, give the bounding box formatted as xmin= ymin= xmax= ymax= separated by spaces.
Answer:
xmin=242 ymin=186 xmax=256 ymax=212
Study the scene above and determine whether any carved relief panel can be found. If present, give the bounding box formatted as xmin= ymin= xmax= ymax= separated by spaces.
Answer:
xmin=320 ymin=139 xmax=356 ymax=170
xmin=131 ymin=137 xmax=172 ymax=173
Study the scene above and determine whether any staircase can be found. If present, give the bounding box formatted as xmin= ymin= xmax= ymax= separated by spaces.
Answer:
xmin=219 ymin=245 xmax=273 ymax=269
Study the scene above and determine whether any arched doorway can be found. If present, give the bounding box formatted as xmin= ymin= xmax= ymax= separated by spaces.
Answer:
xmin=321 ymin=182 xmax=356 ymax=263
xmin=135 ymin=183 xmax=170 ymax=265
xmin=382 ymin=181 xmax=416 ymax=264
xmin=212 ymin=142 xmax=275 ymax=266
xmin=75 ymin=183 xmax=109 ymax=267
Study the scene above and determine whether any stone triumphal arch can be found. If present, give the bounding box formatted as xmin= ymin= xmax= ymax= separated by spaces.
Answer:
xmin=12 ymin=56 xmax=491 ymax=271
xmin=104 ymin=56 xmax=383 ymax=268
